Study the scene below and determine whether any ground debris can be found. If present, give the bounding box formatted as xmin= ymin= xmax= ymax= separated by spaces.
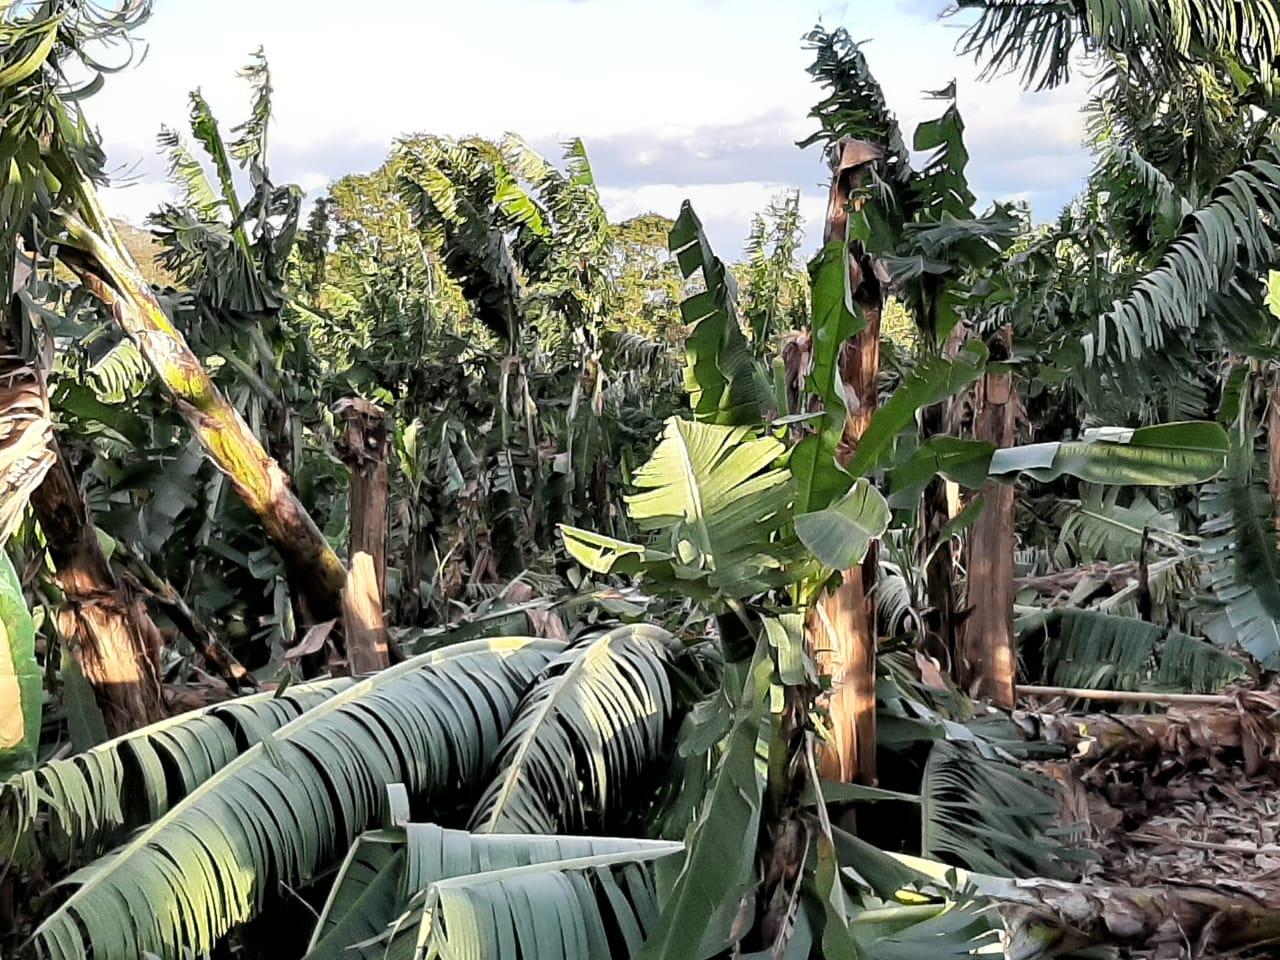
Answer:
xmin=1032 ymin=746 xmax=1280 ymax=959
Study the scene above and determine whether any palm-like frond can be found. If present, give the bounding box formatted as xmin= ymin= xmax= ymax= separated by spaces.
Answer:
xmin=1083 ymin=142 xmax=1280 ymax=368
xmin=0 ymin=677 xmax=350 ymax=871
xmin=920 ymin=740 xmax=1071 ymax=879
xmin=0 ymin=1 xmax=150 ymax=295
xmin=307 ymin=822 xmax=681 ymax=960
xmin=29 ymin=638 xmax=562 ymax=960
xmin=469 ymin=624 xmax=673 ymax=834
xmin=956 ymin=0 xmax=1280 ymax=91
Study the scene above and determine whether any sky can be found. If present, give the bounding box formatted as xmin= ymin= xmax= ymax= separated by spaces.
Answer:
xmin=91 ymin=0 xmax=1096 ymax=257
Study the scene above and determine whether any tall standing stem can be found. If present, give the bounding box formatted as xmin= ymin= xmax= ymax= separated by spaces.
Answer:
xmin=808 ymin=138 xmax=884 ymax=785
xmin=958 ymin=327 xmax=1017 ymax=706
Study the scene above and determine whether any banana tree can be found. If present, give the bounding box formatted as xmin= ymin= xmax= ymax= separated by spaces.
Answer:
xmin=954 ymin=0 xmax=1280 ymax=674
xmin=0 ymin=3 xmax=347 ymax=657
xmin=799 ymin=27 xmax=1028 ymax=750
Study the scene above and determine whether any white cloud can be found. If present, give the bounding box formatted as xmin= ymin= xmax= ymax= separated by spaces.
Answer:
xmin=599 ymin=181 xmax=827 ymax=255
xmin=98 ymin=180 xmax=177 ymax=227
xmin=86 ymin=0 xmax=1094 ymax=254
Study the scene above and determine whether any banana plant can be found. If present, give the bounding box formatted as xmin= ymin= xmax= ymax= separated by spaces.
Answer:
xmin=25 ymin=637 xmax=561 ymax=960
xmin=306 ymin=817 xmax=683 ymax=960
xmin=0 ymin=1 xmax=348 ymax=656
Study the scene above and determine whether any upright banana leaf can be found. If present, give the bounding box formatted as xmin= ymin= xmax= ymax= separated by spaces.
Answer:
xmin=1 ymin=676 xmax=351 ymax=870
xmin=470 ymin=624 xmax=673 ymax=834
xmin=635 ymin=644 xmax=773 ymax=960
xmin=669 ymin=202 xmax=772 ymax=426
xmin=790 ymin=239 xmax=865 ymax=514
xmin=561 ymin=417 xmax=814 ymax=605
xmin=29 ymin=638 xmax=562 ymax=960
xmin=845 ymin=341 xmax=989 ymax=480
xmin=0 ymin=550 xmax=38 ymax=778
xmin=308 ymin=822 xmax=682 ymax=960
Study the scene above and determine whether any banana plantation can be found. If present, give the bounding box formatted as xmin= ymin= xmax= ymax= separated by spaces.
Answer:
xmin=6 ymin=1 xmax=1280 ymax=958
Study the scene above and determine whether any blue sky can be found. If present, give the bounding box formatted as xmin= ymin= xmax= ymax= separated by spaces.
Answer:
xmin=92 ymin=0 xmax=1095 ymax=256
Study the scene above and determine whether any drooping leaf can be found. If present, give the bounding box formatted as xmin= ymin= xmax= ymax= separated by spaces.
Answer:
xmin=761 ymin=612 xmax=809 ymax=686
xmin=1034 ymin=607 xmax=1246 ymax=698
xmin=886 ymin=436 xmax=996 ymax=508
xmin=405 ymin=844 xmax=682 ymax=960
xmin=157 ymin=126 xmax=221 ymax=222
xmin=794 ymin=478 xmax=890 ymax=570
xmin=28 ymin=638 xmax=562 ymax=960
xmin=307 ymin=821 xmax=680 ymax=960
xmin=1082 ymin=144 xmax=1280 ymax=370
xmin=0 ymin=676 xmax=352 ymax=871
xmin=1199 ymin=438 xmax=1280 ymax=667
xmin=59 ymin=650 xmax=109 ymax=755
xmin=920 ymin=740 xmax=1072 ymax=879
xmin=988 ymin=421 xmax=1228 ymax=486
xmin=1059 ymin=486 xmax=1181 ymax=562
xmin=469 ymin=624 xmax=673 ymax=834
xmin=558 ymin=526 xmax=673 ymax=579
xmin=911 ymin=81 xmax=976 ymax=222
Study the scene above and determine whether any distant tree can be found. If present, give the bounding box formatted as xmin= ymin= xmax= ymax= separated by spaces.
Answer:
xmin=610 ymin=213 xmax=684 ymax=341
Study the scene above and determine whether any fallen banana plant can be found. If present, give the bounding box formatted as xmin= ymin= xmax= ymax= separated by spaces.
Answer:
xmin=1020 ymin=688 xmax=1280 ymax=775
xmin=307 ymin=817 xmax=682 ymax=960
xmin=27 ymin=637 xmax=562 ymax=960
xmin=1 ymin=675 xmax=350 ymax=870
xmin=469 ymin=623 xmax=673 ymax=834
xmin=894 ymin=853 xmax=1280 ymax=959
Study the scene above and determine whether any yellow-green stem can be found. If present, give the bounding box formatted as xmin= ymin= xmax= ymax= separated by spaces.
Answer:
xmin=56 ymin=210 xmax=346 ymax=621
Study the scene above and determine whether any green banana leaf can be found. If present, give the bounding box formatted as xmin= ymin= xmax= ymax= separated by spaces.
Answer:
xmin=0 ymin=550 xmax=38 ymax=778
